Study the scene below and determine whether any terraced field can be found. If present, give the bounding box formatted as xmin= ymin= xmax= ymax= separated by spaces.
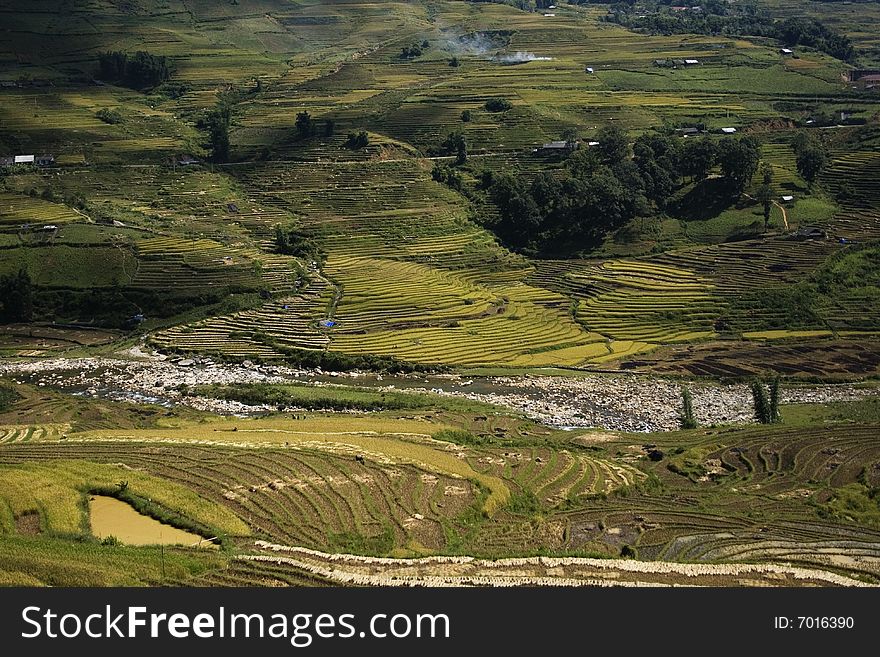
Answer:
xmin=2 ymin=0 xmax=880 ymax=590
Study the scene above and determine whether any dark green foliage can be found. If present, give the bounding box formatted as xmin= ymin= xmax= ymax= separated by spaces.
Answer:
xmin=460 ymin=109 xmax=472 ymax=122
xmin=295 ymin=111 xmax=314 ymax=140
xmin=203 ymin=382 xmax=438 ymax=412
xmin=718 ymin=136 xmax=761 ymax=194
xmin=203 ymin=105 xmax=231 ymax=162
xmin=756 ymin=164 xmax=774 ymax=231
xmin=595 ymin=125 xmax=629 ymax=165
xmin=679 ymin=386 xmax=697 ymax=429
xmin=274 ymin=224 xmax=322 ymax=261
xmin=0 ymin=268 xmax=34 ymax=323
xmin=776 ymin=17 xmax=855 ymax=62
xmin=606 ymin=4 xmax=855 ymax=62
xmin=95 ymin=108 xmax=122 ymax=124
xmin=323 ymin=119 xmax=335 ymax=138
xmin=792 ymin=130 xmax=827 ymax=184
xmin=679 ymin=136 xmax=717 ymax=182
xmin=98 ymin=51 xmax=171 ymax=89
xmin=769 ymin=376 xmax=781 ymax=424
xmin=440 ymin=131 xmax=467 ymax=164
xmin=400 ymin=43 xmax=424 ymax=59
xmin=432 ymin=163 xmax=463 ymax=190
xmin=345 ymin=131 xmax=369 ymax=149
xmin=484 ymin=98 xmax=512 ymax=112
xmin=449 ymin=56 xmax=461 ymax=67
xmin=751 ymin=381 xmax=772 ymax=424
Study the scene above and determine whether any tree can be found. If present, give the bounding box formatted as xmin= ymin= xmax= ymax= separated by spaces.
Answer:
xmin=718 ymin=136 xmax=760 ymax=194
xmin=449 ymin=56 xmax=460 ymax=67
xmin=596 ymin=125 xmax=629 ymax=165
xmin=0 ymin=268 xmax=34 ymax=324
xmin=274 ymin=224 xmax=321 ymax=260
xmin=324 ymin=119 xmax=335 ymax=138
xmin=679 ymin=137 xmax=717 ymax=181
xmin=755 ymin=164 xmax=774 ymax=232
xmin=769 ymin=376 xmax=781 ymax=424
xmin=460 ymin=109 xmax=472 ymax=122
xmin=204 ymin=106 xmax=230 ymax=162
xmin=679 ymin=386 xmax=698 ymax=429
xmin=295 ymin=111 xmax=314 ymax=140
xmin=98 ymin=51 xmax=170 ymax=89
xmin=440 ymin=131 xmax=467 ymax=163
xmin=751 ymin=381 xmax=772 ymax=424
xmin=484 ymin=98 xmax=512 ymax=112
xmin=345 ymin=131 xmax=369 ymax=149
xmin=796 ymin=145 xmax=827 ymax=185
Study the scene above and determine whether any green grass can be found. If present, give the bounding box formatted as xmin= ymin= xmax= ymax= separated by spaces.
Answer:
xmin=196 ymin=382 xmax=499 ymax=414
xmin=0 ymin=534 xmax=226 ymax=586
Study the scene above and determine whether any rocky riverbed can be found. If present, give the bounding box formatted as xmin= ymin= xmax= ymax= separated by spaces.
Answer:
xmin=0 ymin=355 xmax=876 ymax=432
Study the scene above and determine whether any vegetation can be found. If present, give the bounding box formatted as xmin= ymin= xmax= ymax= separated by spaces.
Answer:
xmin=679 ymin=386 xmax=698 ymax=429
xmin=0 ymin=269 xmax=33 ymax=323
xmin=1 ymin=0 xmax=880 ymax=587
xmin=97 ymin=51 xmax=171 ymax=89
xmin=606 ymin=4 xmax=856 ymax=62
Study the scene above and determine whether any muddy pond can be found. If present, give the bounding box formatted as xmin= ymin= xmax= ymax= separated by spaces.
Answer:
xmin=89 ymin=495 xmax=216 ymax=548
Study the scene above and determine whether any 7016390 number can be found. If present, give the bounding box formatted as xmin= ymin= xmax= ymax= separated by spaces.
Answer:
xmin=774 ymin=617 xmax=854 ymax=629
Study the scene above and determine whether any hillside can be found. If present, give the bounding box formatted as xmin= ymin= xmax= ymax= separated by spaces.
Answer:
xmin=1 ymin=0 xmax=880 ymax=589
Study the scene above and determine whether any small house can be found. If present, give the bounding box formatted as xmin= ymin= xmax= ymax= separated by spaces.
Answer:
xmin=684 ymin=59 xmax=700 ymax=65
xmin=0 ymin=157 xmax=14 ymax=166
xmin=585 ymin=66 xmax=594 ymax=73
xmin=781 ymin=195 xmax=794 ymax=203
xmin=14 ymin=155 xmax=35 ymax=164
xmin=780 ymin=48 xmax=794 ymax=55
xmin=539 ymin=140 xmax=577 ymax=153
xmin=587 ymin=140 xmax=600 ymax=147
xmin=175 ymin=155 xmax=199 ymax=166
xmin=36 ymin=155 xmax=54 ymax=166
xmin=720 ymin=127 xmax=737 ymax=134
xmin=676 ymin=127 xmax=699 ymax=136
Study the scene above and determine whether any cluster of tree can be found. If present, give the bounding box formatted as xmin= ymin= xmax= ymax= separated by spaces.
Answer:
xmin=274 ymin=224 xmax=323 ymax=262
xmin=431 ymin=163 xmax=464 ymax=191
xmin=751 ymin=377 xmax=782 ymax=424
xmin=440 ymin=131 xmax=468 ymax=163
xmin=480 ymin=127 xmax=762 ymax=255
xmin=202 ymin=104 xmax=231 ymax=162
xmin=293 ymin=111 xmax=335 ymax=140
xmin=0 ymin=268 xmax=33 ymax=323
xmin=792 ymin=131 xmax=828 ymax=184
xmin=679 ymin=386 xmax=698 ymax=429
xmin=604 ymin=3 xmax=855 ymax=62
xmin=345 ymin=130 xmax=369 ymax=149
xmin=484 ymin=98 xmax=513 ymax=112
xmin=95 ymin=108 xmax=122 ymax=124
xmin=97 ymin=51 xmax=171 ymax=89
xmin=400 ymin=40 xmax=429 ymax=59
xmin=776 ymin=17 xmax=855 ymax=62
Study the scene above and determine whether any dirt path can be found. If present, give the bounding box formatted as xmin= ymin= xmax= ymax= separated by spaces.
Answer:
xmin=743 ymin=193 xmax=789 ymax=231
xmin=773 ymin=198 xmax=789 ymax=230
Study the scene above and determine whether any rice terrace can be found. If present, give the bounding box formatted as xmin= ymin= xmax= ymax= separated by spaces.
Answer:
xmin=1 ymin=0 xmax=880 ymax=588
